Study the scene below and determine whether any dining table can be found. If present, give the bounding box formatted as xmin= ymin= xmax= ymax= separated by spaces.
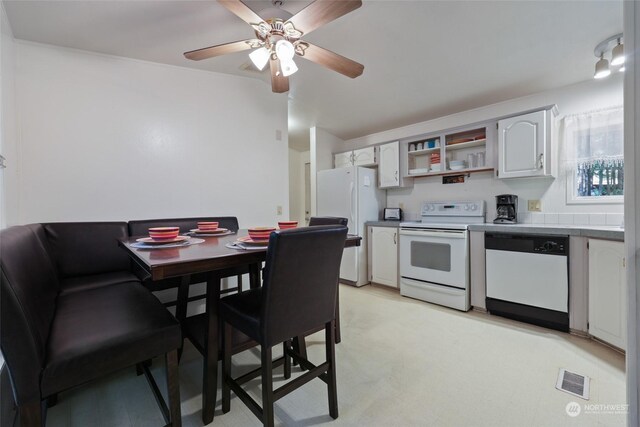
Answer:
xmin=119 ymin=228 xmax=361 ymax=424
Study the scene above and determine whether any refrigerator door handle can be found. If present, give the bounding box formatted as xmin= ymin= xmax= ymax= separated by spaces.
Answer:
xmin=350 ymin=180 xmax=355 ymax=227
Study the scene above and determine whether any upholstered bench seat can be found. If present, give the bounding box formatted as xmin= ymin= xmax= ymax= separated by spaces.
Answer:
xmin=41 ymin=282 xmax=181 ymax=396
xmin=59 ymin=271 xmax=140 ymax=295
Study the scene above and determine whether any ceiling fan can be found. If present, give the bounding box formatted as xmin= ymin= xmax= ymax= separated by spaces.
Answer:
xmin=184 ymin=0 xmax=364 ymax=93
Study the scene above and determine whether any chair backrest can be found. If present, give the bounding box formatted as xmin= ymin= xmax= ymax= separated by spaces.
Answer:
xmin=260 ymin=225 xmax=347 ymax=346
xmin=128 ymin=216 xmax=240 ymax=237
xmin=1 ymin=225 xmax=60 ymax=403
xmin=308 ymin=216 xmax=348 ymax=227
xmin=43 ymin=222 xmax=131 ymax=278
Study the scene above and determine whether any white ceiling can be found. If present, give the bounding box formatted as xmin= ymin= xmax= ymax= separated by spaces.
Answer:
xmin=3 ymin=0 xmax=623 ymax=151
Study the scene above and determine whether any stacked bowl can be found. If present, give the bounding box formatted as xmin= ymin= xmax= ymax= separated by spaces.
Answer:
xmin=148 ymin=227 xmax=180 ymax=241
xmin=278 ymin=221 xmax=298 ymax=230
xmin=248 ymin=227 xmax=276 ymax=241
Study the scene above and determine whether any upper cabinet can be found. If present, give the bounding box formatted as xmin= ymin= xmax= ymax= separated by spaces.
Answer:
xmin=378 ymin=141 xmax=401 ymax=188
xmin=333 ymin=146 xmax=377 ymax=168
xmin=497 ymin=108 xmax=556 ymax=179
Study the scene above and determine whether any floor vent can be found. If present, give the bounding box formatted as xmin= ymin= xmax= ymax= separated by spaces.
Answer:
xmin=556 ymin=368 xmax=590 ymax=400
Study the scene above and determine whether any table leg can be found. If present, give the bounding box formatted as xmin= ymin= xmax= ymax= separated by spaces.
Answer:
xmin=175 ymin=275 xmax=191 ymax=361
xmin=249 ymin=263 xmax=261 ymax=289
xmin=202 ymin=271 xmax=221 ymax=425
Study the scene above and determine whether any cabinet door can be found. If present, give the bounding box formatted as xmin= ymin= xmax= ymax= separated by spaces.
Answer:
xmin=334 ymin=151 xmax=353 ymax=168
xmin=588 ymin=239 xmax=626 ymax=350
xmin=498 ymin=110 xmax=547 ymax=178
xmin=378 ymin=141 xmax=400 ymax=188
xmin=353 ymin=146 xmax=376 ymax=167
xmin=371 ymin=227 xmax=398 ymax=288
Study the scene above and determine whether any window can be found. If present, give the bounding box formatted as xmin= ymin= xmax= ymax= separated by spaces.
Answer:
xmin=563 ymin=107 xmax=623 ymax=204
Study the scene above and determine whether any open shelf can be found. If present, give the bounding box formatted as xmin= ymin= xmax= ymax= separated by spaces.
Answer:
xmin=408 ymin=147 xmax=440 ymax=156
xmin=445 ymin=138 xmax=486 ymax=151
xmin=406 ymin=167 xmax=494 ymax=178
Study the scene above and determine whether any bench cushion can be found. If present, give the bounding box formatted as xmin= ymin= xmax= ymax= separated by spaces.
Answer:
xmin=43 ymin=222 xmax=131 ymax=278
xmin=41 ymin=282 xmax=181 ymax=396
xmin=59 ymin=271 xmax=141 ymax=295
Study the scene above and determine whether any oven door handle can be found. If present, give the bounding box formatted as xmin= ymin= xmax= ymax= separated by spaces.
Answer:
xmin=399 ymin=229 xmax=467 ymax=239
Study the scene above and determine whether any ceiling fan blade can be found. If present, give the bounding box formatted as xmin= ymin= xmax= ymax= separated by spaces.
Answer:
xmin=300 ymin=43 xmax=364 ymax=78
xmin=217 ymin=0 xmax=265 ymax=25
xmin=270 ymin=58 xmax=289 ymax=93
xmin=184 ymin=40 xmax=254 ymax=61
xmin=287 ymin=0 xmax=362 ymax=36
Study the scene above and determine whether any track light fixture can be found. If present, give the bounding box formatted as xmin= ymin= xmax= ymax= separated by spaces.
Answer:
xmin=593 ymin=33 xmax=624 ymax=79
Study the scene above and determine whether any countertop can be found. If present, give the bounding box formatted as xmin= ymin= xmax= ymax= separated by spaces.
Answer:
xmin=365 ymin=221 xmax=624 ymax=241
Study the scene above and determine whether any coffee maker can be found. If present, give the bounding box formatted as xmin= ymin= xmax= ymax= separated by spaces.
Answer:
xmin=494 ymin=194 xmax=518 ymax=224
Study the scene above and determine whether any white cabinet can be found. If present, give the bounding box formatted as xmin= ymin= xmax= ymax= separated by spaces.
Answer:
xmin=333 ymin=146 xmax=377 ymax=168
xmin=588 ymin=239 xmax=626 ymax=350
xmin=369 ymin=226 xmax=398 ymax=288
xmin=353 ymin=146 xmax=376 ymax=166
xmin=378 ymin=141 xmax=400 ymax=188
xmin=334 ymin=151 xmax=353 ymax=169
xmin=497 ymin=108 xmax=555 ymax=178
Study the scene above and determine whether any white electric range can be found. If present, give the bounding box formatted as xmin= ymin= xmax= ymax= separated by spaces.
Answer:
xmin=399 ymin=200 xmax=485 ymax=311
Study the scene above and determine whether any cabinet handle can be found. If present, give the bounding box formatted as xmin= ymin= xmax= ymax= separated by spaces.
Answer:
xmin=538 ymin=153 xmax=544 ymax=169
xmin=623 ymin=257 xmax=626 ymax=268
xmin=393 ymin=232 xmax=397 ymax=244
xmin=394 ymin=170 xmax=398 ymax=182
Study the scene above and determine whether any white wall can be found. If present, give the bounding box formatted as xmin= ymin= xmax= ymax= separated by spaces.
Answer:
xmin=1 ymin=3 xmax=18 ymax=228
xmin=346 ymin=76 xmax=624 ymax=223
xmin=287 ymin=148 xmax=309 ymax=225
xmin=310 ymin=126 xmax=344 ymax=216
xmin=14 ymin=42 xmax=289 ymax=227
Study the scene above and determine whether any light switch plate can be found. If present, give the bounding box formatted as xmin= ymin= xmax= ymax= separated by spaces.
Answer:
xmin=528 ymin=200 xmax=542 ymax=212
xmin=276 ymin=206 xmax=282 ymax=215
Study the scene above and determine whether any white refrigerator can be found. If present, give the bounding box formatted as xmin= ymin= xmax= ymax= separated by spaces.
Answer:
xmin=317 ymin=166 xmax=384 ymax=286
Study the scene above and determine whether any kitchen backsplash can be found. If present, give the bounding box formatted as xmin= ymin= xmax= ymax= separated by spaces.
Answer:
xmin=401 ymin=211 xmax=623 ymax=227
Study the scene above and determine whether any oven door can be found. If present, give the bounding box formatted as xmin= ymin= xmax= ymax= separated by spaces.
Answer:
xmin=399 ymin=228 xmax=469 ymax=289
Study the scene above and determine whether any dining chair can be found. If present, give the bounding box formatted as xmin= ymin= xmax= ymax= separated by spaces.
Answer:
xmin=308 ymin=216 xmax=349 ymax=227
xmin=1 ymin=225 xmax=182 ymax=427
xmin=220 ymin=225 xmax=348 ymax=427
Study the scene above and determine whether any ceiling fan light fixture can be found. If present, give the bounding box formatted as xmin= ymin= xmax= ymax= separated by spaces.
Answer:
xmin=594 ymin=55 xmax=611 ymax=79
xmin=275 ymin=39 xmax=295 ymax=61
xmin=249 ymin=47 xmax=270 ymax=70
xmin=611 ymin=40 xmax=625 ymax=66
xmin=280 ymin=58 xmax=298 ymax=77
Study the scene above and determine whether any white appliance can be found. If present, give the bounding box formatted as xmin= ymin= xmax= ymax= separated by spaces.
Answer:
xmin=317 ymin=166 xmax=384 ymax=286
xmin=399 ymin=201 xmax=485 ymax=311
xmin=485 ymin=233 xmax=569 ymax=331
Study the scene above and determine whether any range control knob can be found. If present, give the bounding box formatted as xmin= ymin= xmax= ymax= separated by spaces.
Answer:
xmin=542 ymin=241 xmax=558 ymax=252
xmin=464 ymin=205 xmax=470 ymax=210
xmin=469 ymin=204 xmax=477 ymax=211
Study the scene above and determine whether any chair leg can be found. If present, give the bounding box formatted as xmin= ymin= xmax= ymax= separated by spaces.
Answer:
xmin=175 ymin=275 xmax=191 ymax=361
xmin=165 ymin=349 xmax=182 ymax=427
xmin=325 ymin=320 xmax=338 ymax=419
xmin=283 ymin=340 xmax=291 ymax=379
xmin=236 ymin=274 xmax=243 ymax=292
xmin=222 ymin=322 xmax=232 ymax=413
xmin=18 ymin=401 xmax=42 ymax=427
xmin=293 ymin=336 xmax=308 ymax=369
xmin=334 ymin=287 xmax=341 ymax=344
xmin=261 ymin=346 xmax=275 ymax=427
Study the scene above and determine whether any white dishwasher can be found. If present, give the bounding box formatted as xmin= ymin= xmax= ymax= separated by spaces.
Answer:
xmin=485 ymin=233 xmax=569 ymax=332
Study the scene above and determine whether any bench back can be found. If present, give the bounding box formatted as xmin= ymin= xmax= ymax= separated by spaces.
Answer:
xmin=43 ymin=222 xmax=131 ymax=278
xmin=128 ymin=216 xmax=240 ymax=236
xmin=1 ymin=224 xmax=60 ymax=403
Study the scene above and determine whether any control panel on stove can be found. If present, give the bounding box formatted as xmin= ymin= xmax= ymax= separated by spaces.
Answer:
xmin=421 ymin=201 xmax=485 ymax=216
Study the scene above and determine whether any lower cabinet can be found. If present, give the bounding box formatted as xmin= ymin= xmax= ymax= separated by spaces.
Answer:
xmin=369 ymin=226 xmax=398 ymax=288
xmin=588 ymin=239 xmax=627 ymax=350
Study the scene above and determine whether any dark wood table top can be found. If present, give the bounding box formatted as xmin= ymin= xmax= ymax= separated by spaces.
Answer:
xmin=120 ymin=229 xmax=361 ymax=281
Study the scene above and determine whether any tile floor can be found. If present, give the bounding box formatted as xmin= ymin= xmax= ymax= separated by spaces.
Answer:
xmin=45 ymin=284 xmax=626 ymax=426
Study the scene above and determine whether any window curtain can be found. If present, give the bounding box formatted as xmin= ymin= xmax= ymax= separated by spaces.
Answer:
xmin=562 ymin=106 xmax=624 ymax=198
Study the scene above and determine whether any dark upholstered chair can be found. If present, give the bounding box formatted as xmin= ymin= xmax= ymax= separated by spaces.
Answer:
xmin=308 ymin=216 xmax=349 ymax=227
xmin=42 ymin=222 xmax=139 ymax=295
xmin=0 ymin=225 xmax=182 ymax=427
xmin=220 ymin=225 xmax=348 ymax=426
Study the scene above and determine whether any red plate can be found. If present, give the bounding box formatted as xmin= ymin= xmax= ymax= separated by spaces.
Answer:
xmin=191 ymin=228 xmax=228 ymax=234
xmin=136 ymin=236 xmax=190 ymax=245
xmin=237 ymin=236 xmax=269 ymax=246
